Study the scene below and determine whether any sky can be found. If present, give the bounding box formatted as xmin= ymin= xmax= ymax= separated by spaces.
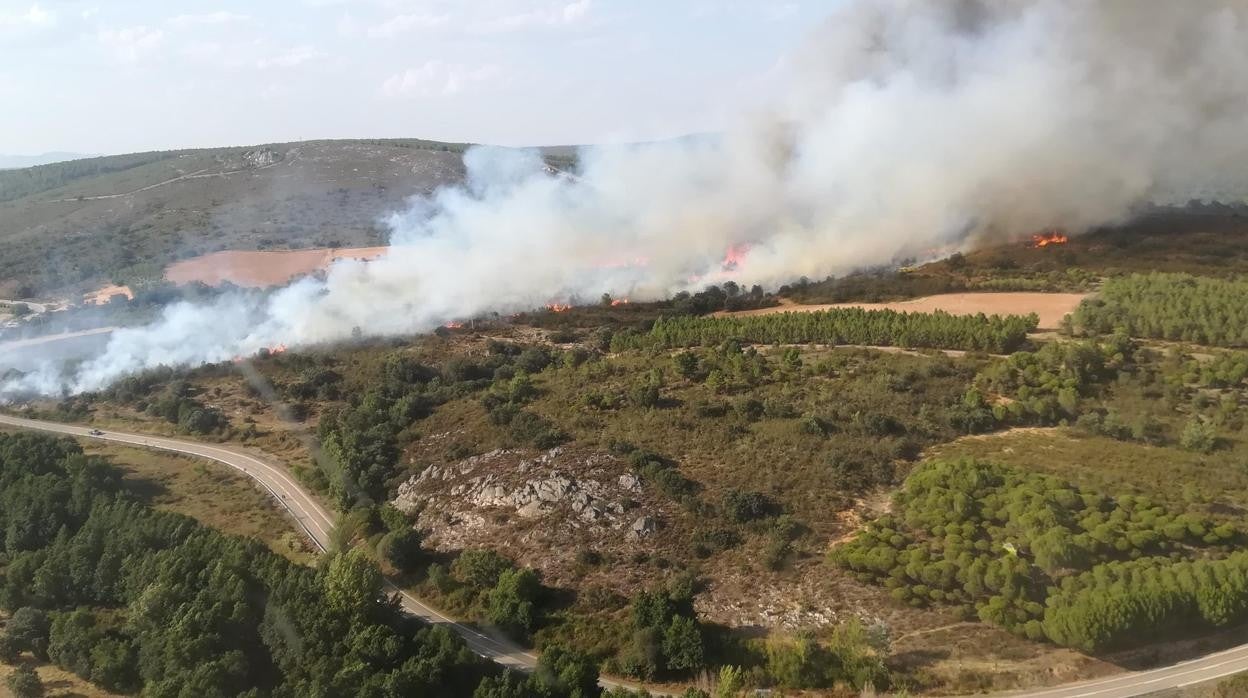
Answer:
xmin=0 ymin=0 xmax=833 ymax=155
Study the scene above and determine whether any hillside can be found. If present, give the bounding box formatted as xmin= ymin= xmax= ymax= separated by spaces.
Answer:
xmin=10 ymin=146 xmax=1248 ymax=696
xmin=0 ymin=152 xmax=95 ymax=169
xmin=0 ymin=138 xmax=579 ymax=297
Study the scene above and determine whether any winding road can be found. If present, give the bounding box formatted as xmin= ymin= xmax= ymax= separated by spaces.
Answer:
xmin=1 ymin=412 xmax=1243 ymax=697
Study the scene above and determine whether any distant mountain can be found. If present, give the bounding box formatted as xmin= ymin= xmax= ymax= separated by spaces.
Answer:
xmin=0 ymin=152 xmax=97 ymax=169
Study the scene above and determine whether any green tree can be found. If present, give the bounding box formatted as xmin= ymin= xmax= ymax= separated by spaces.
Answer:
xmin=533 ymin=644 xmax=600 ymax=698
xmin=4 ymin=608 xmax=50 ymax=660
xmin=672 ymin=352 xmax=699 ymax=380
xmin=324 ymin=549 xmax=384 ymax=620
xmin=487 ymin=568 xmax=540 ymax=638
xmin=661 ymin=616 xmax=704 ymax=672
xmin=765 ymin=636 xmax=832 ymax=689
xmin=378 ymin=528 xmax=424 ymax=574
xmin=453 ymin=549 xmax=513 ymax=589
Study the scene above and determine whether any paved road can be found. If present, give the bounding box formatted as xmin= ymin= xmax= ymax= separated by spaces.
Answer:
xmin=0 ymin=299 xmax=48 ymax=315
xmin=0 ymin=326 xmax=116 ymax=351
xmin=0 ymin=414 xmax=652 ymax=691
xmin=3 ymin=413 xmax=1243 ymax=697
xmin=999 ymin=641 xmax=1248 ymax=698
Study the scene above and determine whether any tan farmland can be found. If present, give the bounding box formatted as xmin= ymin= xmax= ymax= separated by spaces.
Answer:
xmin=164 ymin=246 xmax=389 ymax=288
xmin=718 ymin=292 xmax=1090 ymax=330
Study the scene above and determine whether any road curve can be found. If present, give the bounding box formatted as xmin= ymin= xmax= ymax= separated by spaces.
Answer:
xmin=0 ymin=414 xmax=650 ymax=690
xmin=3 ymin=414 xmax=1243 ymax=697
xmin=998 ymin=641 xmax=1248 ymax=698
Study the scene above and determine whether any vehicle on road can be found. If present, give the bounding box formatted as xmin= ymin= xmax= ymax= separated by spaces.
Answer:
xmin=88 ymin=428 xmax=104 ymax=436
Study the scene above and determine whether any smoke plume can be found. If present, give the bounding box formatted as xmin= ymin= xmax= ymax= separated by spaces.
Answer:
xmin=6 ymin=0 xmax=1248 ymax=398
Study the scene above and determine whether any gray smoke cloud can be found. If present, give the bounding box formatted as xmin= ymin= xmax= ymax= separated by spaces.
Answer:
xmin=5 ymin=0 xmax=1248 ymax=398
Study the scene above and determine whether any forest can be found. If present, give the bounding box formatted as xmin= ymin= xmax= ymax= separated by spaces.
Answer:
xmin=833 ymin=458 xmax=1239 ymax=650
xmin=1072 ymin=273 xmax=1248 ymax=346
xmin=611 ymin=307 xmax=1038 ymax=354
xmin=0 ymin=431 xmax=628 ymax=698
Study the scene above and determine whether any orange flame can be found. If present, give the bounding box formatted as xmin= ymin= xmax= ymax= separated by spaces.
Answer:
xmin=230 ymin=343 xmax=287 ymax=363
xmin=722 ymin=243 xmax=750 ymax=270
xmin=444 ymin=321 xmax=464 ymax=329
xmin=610 ymin=298 xmax=629 ymax=307
xmin=546 ymin=303 xmax=571 ymax=313
xmin=1030 ymin=231 xmax=1069 ymax=248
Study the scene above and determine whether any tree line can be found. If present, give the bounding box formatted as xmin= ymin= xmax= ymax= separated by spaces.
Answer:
xmin=612 ymin=308 xmax=1038 ymax=354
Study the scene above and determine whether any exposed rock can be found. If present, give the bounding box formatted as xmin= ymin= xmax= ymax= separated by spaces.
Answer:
xmin=390 ymin=446 xmax=671 ymax=594
xmin=627 ymin=516 xmax=657 ymax=541
xmin=392 ymin=448 xmax=642 ymax=531
xmin=241 ymin=148 xmax=280 ymax=168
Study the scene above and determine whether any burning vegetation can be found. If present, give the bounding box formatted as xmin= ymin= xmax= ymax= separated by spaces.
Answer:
xmin=1030 ymin=231 xmax=1070 ymax=248
xmin=231 ymin=344 xmax=288 ymax=363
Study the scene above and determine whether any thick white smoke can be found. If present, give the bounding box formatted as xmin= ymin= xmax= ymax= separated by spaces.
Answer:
xmin=6 ymin=0 xmax=1248 ymax=398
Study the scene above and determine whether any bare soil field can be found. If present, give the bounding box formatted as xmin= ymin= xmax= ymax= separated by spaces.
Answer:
xmin=717 ymin=291 xmax=1090 ymax=329
xmin=81 ymin=283 xmax=133 ymax=305
xmin=164 ymin=245 xmax=389 ymax=287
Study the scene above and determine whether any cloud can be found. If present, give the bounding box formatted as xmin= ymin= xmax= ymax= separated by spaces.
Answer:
xmin=381 ymin=61 xmax=501 ymax=98
xmin=0 ymin=3 xmax=54 ymax=29
xmin=472 ymin=0 xmax=591 ymax=34
xmin=168 ymin=12 xmax=251 ymax=28
xmin=367 ymin=12 xmax=449 ymax=38
xmin=256 ymin=45 xmax=325 ymax=69
xmin=97 ymin=25 xmax=164 ymax=63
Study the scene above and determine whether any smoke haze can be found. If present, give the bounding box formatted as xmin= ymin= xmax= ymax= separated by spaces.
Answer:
xmin=6 ymin=0 xmax=1248 ymax=398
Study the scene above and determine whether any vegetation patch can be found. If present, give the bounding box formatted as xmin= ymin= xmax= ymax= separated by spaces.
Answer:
xmin=834 ymin=458 xmax=1238 ymax=651
xmin=1073 ymin=273 xmax=1248 ymax=346
xmin=612 ymin=307 xmax=1038 ymax=353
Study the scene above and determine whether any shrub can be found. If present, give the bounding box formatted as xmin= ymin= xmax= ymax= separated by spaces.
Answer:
xmin=722 ymin=490 xmax=777 ymax=522
xmin=1180 ymin=416 xmax=1217 ymax=453
xmin=452 ymin=549 xmax=513 ymax=589
xmin=5 ymin=664 xmax=43 ymax=698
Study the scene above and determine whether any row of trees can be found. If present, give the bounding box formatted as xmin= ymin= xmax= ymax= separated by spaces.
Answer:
xmin=1072 ymin=273 xmax=1248 ymax=346
xmin=833 ymin=459 xmax=1236 ymax=645
xmin=613 ymin=308 xmax=1038 ymax=353
xmin=1043 ymin=552 xmax=1248 ymax=652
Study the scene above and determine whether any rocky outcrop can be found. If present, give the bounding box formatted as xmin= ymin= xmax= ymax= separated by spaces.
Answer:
xmin=627 ymin=516 xmax=657 ymax=541
xmin=393 ymin=447 xmax=652 ymax=543
xmin=241 ymin=148 xmax=280 ymax=168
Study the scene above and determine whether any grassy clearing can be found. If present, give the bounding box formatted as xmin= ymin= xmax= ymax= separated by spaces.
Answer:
xmin=0 ymin=660 xmax=123 ymax=698
xmin=929 ymin=428 xmax=1248 ymax=527
xmin=0 ymin=611 xmax=124 ymax=698
xmin=83 ymin=442 xmax=315 ymax=565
